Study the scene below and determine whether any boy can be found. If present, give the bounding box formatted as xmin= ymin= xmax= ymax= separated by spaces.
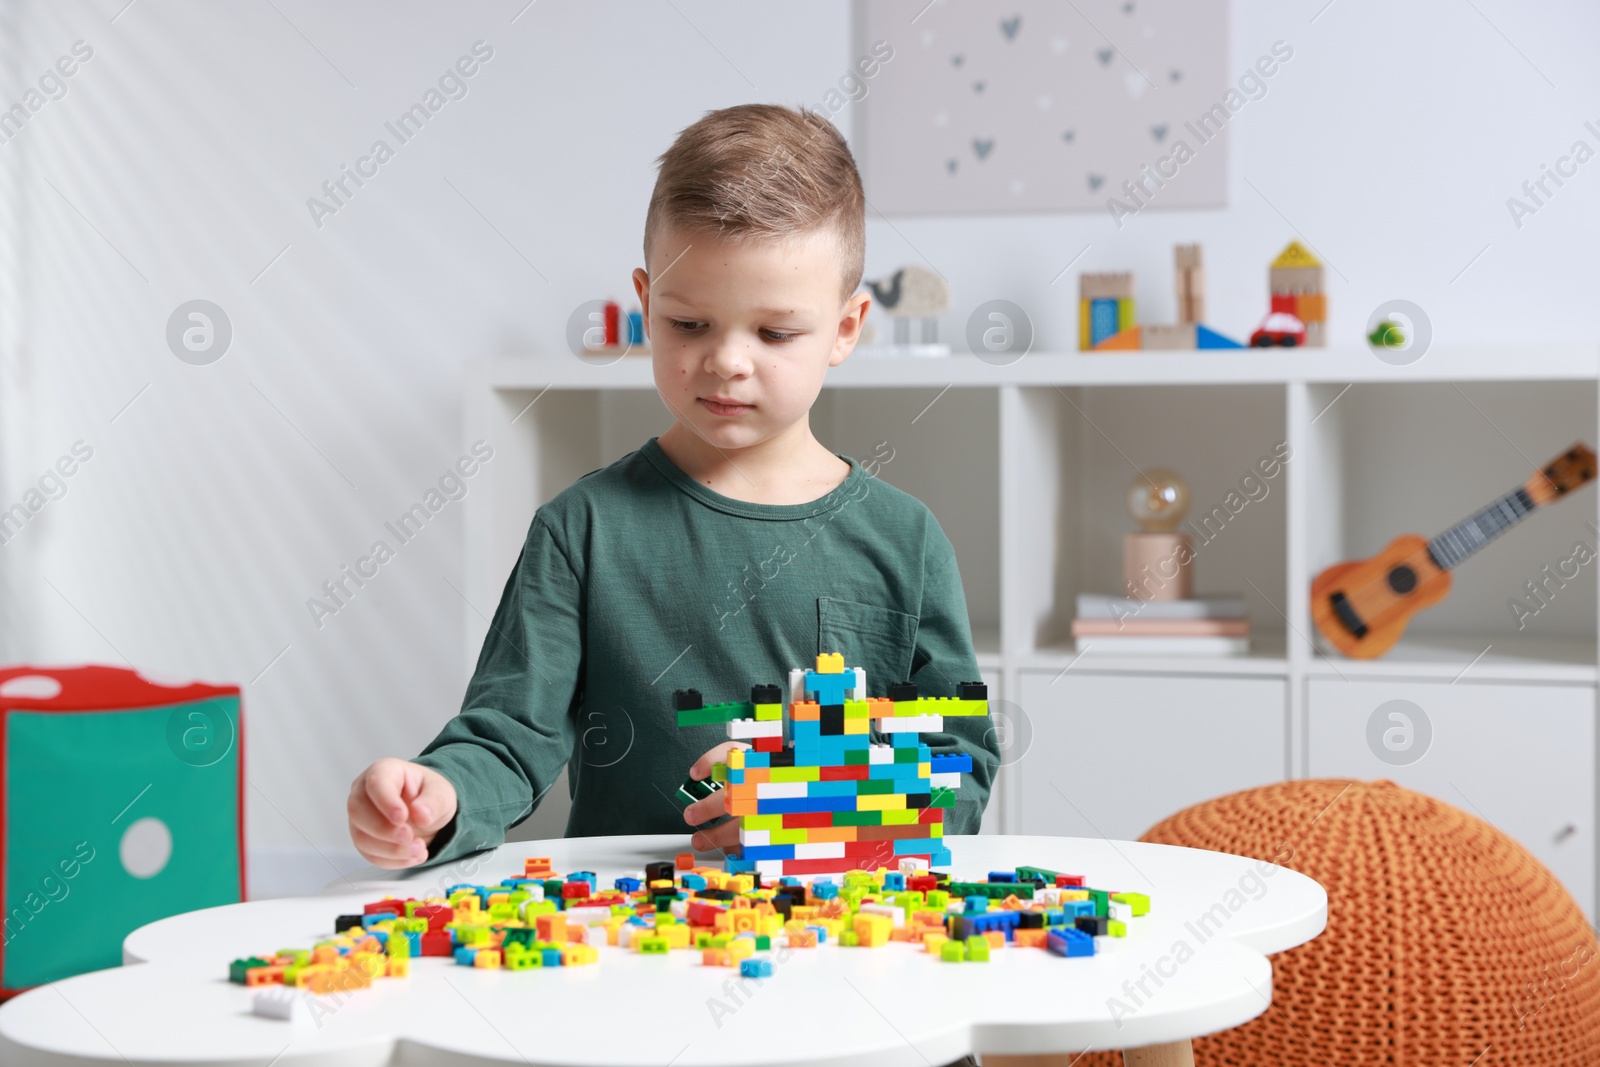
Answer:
xmin=347 ymin=103 xmax=1000 ymax=870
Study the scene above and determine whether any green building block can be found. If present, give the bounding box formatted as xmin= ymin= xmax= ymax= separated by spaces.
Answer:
xmin=675 ymin=701 xmax=752 ymax=727
xmin=229 ymin=957 xmax=269 ymax=984
xmin=965 ymin=936 xmax=990 ymax=962
xmin=754 ymin=702 xmax=783 ymax=721
xmin=839 ymin=930 xmax=859 ymax=947
xmin=1111 ymin=892 xmax=1150 ymax=916
xmin=940 ymin=940 xmax=967 ymax=962
xmin=638 ymin=936 xmax=670 ymax=954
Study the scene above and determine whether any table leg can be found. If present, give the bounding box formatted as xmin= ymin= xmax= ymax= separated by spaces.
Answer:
xmin=981 ymin=1038 xmax=1195 ymax=1067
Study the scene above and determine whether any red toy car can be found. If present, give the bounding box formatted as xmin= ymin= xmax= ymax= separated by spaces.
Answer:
xmin=1251 ymin=312 xmax=1306 ymax=346
xmin=1251 ymin=294 xmax=1307 ymax=347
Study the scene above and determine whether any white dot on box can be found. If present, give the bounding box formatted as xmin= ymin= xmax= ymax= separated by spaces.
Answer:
xmin=120 ymin=817 xmax=172 ymax=879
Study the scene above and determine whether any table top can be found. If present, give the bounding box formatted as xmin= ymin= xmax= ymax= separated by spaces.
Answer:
xmin=1 ymin=834 xmax=1326 ymax=1067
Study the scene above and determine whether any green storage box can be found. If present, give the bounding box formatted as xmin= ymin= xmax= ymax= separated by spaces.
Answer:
xmin=0 ymin=665 xmax=243 ymax=996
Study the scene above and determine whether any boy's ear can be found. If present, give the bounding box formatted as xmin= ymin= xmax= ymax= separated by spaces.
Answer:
xmin=631 ymin=268 xmax=650 ymax=334
xmin=831 ymin=290 xmax=871 ymax=366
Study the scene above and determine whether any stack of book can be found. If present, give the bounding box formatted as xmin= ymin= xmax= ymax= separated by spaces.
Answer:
xmin=1071 ymin=594 xmax=1250 ymax=655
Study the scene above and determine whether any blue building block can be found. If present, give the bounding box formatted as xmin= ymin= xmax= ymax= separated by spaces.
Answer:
xmin=454 ymin=946 xmax=477 ymax=966
xmin=812 ymin=882 xmax=839 ymax=900
xmin=1047 ymin=928 xmax=1095 ymax=958
xmin=803 ymin=670 xmax=851 ymax=705
xmin=931 ymin=753 xmax=973 ymax=774
xmin=681 ymin=873 xmax=707 ymax=890
xmin=741 ymin=958 xmax=773 ymax=978
xmin=541 ymin=947 xmax=564 ymax=966
xmin=614 ymin=876 xmax=642 ymax=893
xmin=1196 ymin=324 xmax=1244 ymax=349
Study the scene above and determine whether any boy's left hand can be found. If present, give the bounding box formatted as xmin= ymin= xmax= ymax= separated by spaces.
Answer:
xmin=683 ymin=741 xmax=748 ymax=852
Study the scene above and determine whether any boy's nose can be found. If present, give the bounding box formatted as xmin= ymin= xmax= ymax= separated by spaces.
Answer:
xmin=703 ymin=339 xmax=753 ymax=377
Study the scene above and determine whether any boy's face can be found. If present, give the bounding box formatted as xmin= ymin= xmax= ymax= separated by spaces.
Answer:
xmin=633 ymin=224 xmax=869 ymax=455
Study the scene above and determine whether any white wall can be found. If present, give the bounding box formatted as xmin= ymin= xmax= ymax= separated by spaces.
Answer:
xmin=1 ymin=0 xmax=1596 ymax=879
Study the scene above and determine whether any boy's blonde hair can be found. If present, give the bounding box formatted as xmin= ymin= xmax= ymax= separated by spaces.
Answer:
xmin=643 ymin=104 xmax=865 ymax=305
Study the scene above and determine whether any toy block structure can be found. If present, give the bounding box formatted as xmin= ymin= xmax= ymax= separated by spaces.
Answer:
xmin=1088 ymin=247 xmax=1243 ymax=353
xmin=674 ymin=653 xmax=988 ymax=877
xmin=1078 ymin=272 xmax=1135 ymax=350
xmin=1174 ymin=243 xmax=1204 ymax=325
xmin=1 ymin=666 xmax=243 ymax=999
xmin=1264 ymin=240 xmax=1326 ymax=347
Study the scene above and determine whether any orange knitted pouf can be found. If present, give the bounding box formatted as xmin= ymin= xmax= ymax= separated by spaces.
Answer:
xmin=1075 ymin=779 xmax=1600 ymax=1067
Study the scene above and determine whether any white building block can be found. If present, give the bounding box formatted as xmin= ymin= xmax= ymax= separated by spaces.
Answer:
xmin=727 ymin=718 xmax=783 ymax=740
xmin=252 ymin=987 xmax=312 ymax=1023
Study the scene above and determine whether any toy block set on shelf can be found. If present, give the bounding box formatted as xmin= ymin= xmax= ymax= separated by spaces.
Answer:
xmin=1078 ymin=272 xmax=1135 ymax=350
xmin=580 ymin=298 xmax=648 ymax=357
xmin=675 ymin=652 xmax=988 ymax=876
xmin=1084 ymin=246 xmax=1244 ymax=353
xmin=230 ymin=854 xmax=1155 ymax=1020
xmin=1250 ymin=240 xmax=1326 ymax=347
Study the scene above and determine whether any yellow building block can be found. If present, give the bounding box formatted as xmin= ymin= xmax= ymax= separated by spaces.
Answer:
xmin=854 ymin=914 xmax=892 ymax=947
xmin=474 ymin=950 xmax=502 ymax=969
xmin=816 ymin=653 xmax=844 ymax=673
xmin=386 ymin=957 xmax=409 ymax=978
xmin=564 ymin=944 xmax=599 ymax=965
xmin=660 ymin=923 xmax=692 ymax=949
xmin=858 ymin=793 xmax=907 ymax=812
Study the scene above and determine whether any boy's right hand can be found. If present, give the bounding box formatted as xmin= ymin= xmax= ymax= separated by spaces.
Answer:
xmin=347 ymin=758 xmax=458 ymax=869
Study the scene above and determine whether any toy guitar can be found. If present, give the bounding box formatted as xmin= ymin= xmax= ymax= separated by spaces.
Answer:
xmin=1311 ymin=442 xmax=1597 ymax=659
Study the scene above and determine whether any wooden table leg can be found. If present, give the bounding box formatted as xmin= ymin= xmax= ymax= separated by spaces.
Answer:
xmin=1123 ymin=1041 xmax=1195 ymax=1067
xmin=981 ymin=1038 xmax=1195 ymax=1067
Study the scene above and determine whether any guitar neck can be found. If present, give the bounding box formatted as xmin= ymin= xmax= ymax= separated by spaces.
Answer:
xmin=1426 ymin=487 xmax=1537 ymax=570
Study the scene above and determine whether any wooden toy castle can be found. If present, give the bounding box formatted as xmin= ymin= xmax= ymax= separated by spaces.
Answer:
xmin=674 ymin=653 xmax=988 ymax=877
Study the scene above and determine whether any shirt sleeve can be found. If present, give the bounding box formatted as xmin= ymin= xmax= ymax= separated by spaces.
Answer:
xmin=413 ymin=512 xmax=583 ymax=867
xmin=909 ymin=519 xmax=1000 ymax=836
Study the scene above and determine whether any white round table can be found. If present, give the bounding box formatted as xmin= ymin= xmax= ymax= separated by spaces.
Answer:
xmin=1 ymin=835 xmax=1326 ymax=1067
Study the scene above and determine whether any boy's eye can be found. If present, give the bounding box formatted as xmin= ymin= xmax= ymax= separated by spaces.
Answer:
xmin=668 ymin=320 xmax=797 ymax=344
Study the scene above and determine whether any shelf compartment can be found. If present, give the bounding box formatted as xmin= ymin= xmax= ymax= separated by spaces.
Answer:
xmin=1300 ymin=380 xmax=1599 ymax=662
xmin=1004 ymin=382 xmax=1289 ymax=660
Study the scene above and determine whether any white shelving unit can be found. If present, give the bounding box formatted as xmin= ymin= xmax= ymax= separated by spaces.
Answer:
xmin=466 ymin=344 xmax=1600 ymax=919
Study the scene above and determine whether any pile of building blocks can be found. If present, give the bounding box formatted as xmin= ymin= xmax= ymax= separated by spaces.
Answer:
xmin=675 ymin=652 xmax=988 ymax=877
xmin=230 ymin=854 xmax=1153 ymax=1019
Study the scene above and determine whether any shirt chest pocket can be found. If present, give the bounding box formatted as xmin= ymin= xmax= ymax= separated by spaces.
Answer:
xmin=816 ymin=598 xmax=919 ymax=694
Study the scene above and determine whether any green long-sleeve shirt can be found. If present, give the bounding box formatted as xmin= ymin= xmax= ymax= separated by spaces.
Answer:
xmin=415 ymin=436 xmax=999 ymax=866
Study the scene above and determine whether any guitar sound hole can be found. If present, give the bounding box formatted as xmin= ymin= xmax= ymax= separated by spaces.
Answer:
xmin=1388 ymin=565 xmax=1418 ymax=594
